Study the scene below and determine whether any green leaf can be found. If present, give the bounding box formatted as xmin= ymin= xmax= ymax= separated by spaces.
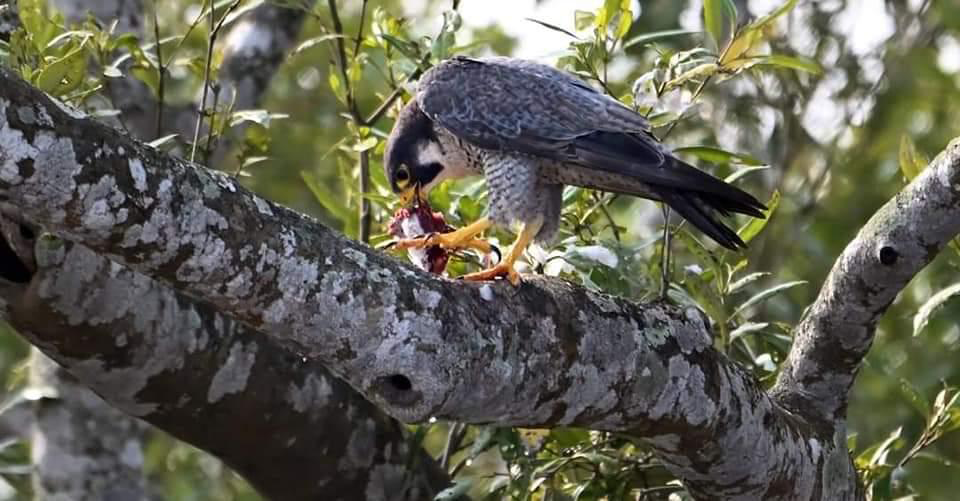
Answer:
xmin=147 ymin=134 xmax=179 ymax=151
xmin=102 ymin=65 xmax=123 ymax=78
xmin=328 ymin=70 xmax=346 ymax=104
xmin=36 ymin=44 xmax=88 ymax=96
xmin=899 ymin=134 xmax=930 ymax=182
xmin=731 ymin=279 xmax=806 ymax=320
xmin=431 ymin=31 xmax=455 ymax=60
xmin=622 ymin=29 xmax=700 ymax=49
xmin=19 ymin=0 xmax=59 ymax=50
xmin=856 ymin=427 xmax=902 ymax=467
xmin=755 ymin=54 xmax=824 ymax=75
xmin=352 ymin=136 xmax=378 ymax=152
xmin=728 ymin=271 xmax=771 ymax=294
xmin=719 ymin=0 xmax=800 ymax=66
xmin=301 ymin=170 xmax=354 ymax=227
xmin=548 ymin=427 xmax=590 ymax=449
xmin=380 ymin=34 xmax=422 ymax=62
xmin=241 ymin=156 xmax=269 ymax=169
xmin=574 ymin=10 xmax=596 ymax=31
xmin=468 ymin=426 xmax=497 ymax=458
xmin=703 ymin=0 xmax=737 ymax=50
xmin=736 ymin=190 xmax=780 ymax=244
xmin=751 ymin=0 xmax=798 ymax=31
xmin=525 ymin=18 xmax=580 ymax=39
xmin=434 ymin=479 xmax=472 ymax=500
xmin=721 ymin=29 xmax=763 ymax=65
xmin=615 ymin=7 xmax=632 ymax=39
xmin=725 ymin=165 xmax=770 ymax=184
xmin=293 ymin=34 xmax=346 ymax=55
xmin=664 ymin=62 xmax=719 ymax=89
xmin=729 ymin=321 xmax=770 ymax=342
xmin=899 ymin=378 xmax=930 ymax=419
xmin=674 ymin=145 xmax=766 ymax=166
xmin=913 ymin=283 xmax=960 ymax=336
xmin=229 ymin=110 xmax=288 ymax=128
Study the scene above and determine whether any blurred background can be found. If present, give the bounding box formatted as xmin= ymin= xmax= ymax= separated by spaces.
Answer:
xmin=1 ymin=0 xmax=959 ymax=499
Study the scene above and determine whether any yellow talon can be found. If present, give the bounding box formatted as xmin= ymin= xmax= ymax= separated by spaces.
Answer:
xmin=459 ymin=217 xmax=542 ymax=287
xmin=394 ymin=217 xmax=494 ymax=252
xmin=461 ymin=261 xmax=522 ymax=286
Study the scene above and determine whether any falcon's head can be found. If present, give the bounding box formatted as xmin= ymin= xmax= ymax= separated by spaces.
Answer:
xmin=384 ymin=99 xmax=449 ymax=207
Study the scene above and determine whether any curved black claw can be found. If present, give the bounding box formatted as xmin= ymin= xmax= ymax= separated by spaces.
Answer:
xmin=489 ymin=244 xmax=502 ymax=265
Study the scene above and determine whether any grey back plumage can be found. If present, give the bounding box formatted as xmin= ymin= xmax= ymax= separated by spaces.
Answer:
xmin=411 ymin=56 xmax=766 ymax=249
xmin=417 ymin=56 xmax=661 ymax=162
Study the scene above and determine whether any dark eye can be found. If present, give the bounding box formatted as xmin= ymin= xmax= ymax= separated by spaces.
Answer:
xmin=395 ymin=166 xmax=410 ymax=183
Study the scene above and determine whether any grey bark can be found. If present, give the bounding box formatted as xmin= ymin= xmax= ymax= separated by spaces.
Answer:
xmin=0 ymin=221 xmax=450 ymax=500
xmin=3 ymin=49 xmax=960 ymax=498
xmin=29 ymin=352 xmax=150 ymax=501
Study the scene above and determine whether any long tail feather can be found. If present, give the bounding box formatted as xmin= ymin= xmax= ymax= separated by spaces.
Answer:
xmin=652 ymin=157 xmax=766 ymax=250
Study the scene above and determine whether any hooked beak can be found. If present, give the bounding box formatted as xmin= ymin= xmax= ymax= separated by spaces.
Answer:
xmin=399 ymin=184 xmax=427 ymax=208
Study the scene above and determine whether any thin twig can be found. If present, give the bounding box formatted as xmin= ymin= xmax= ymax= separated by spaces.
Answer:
xmin=326 ymin=0 xmax=360 ymax=119
xmin=190 ymin=0 xmax=216 ymax=164
xmin=203 ymin=83 xmax=221 ymax=165
xmin=363 ymin=55 xmax=431 ymax=126
xmin=153 ymin=1 xmax=165 ymax=138
xmin=661 ymin=74 xmax=713 ymax=141
xmin=440 ymin=422 xmax=466 ymax=471
xmin=352 ymin=0 xmax=368 ymax=57
xmin=358 ymin=150 xmax=371 ymax=242
xmin=594 ymin=192 xmax=620 ymax=242
xmin=190 ymin=0 xmax=242 ymax=164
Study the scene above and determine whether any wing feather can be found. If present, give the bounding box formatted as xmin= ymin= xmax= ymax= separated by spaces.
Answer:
xmin=417 ymin=56 xmax=767 ymax=249
xmin=417 ymin=56 xmax=660 ymax=163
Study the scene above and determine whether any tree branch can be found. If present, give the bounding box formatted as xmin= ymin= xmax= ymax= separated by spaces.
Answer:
xmin=0 ymin=231 xmax=451 ymax=500
xmin=0 ymin=66 xmax=849 ymax=499
xmin=773 ymin=139 xmax=960 ymax=420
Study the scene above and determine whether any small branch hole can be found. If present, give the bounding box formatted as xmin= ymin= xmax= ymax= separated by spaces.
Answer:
xmin=879 ymin=246 xmax=898 ymax=266
xmin=388 ymin=374 xmax=412 ymax=391
xmin=373 ymin=373 xmax=421 ymax=408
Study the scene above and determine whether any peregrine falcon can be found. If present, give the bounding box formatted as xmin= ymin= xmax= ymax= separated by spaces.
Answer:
xmin=386 ymin=56 xmax=765 ymax=285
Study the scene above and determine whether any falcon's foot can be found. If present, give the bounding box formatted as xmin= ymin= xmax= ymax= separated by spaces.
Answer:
xmin=393 ymin=233 xmax=493 ymax=254
xmin=460 ymin=262 xmax=521 ymax=286
xmin=458 ymin=217 xmax=543 ymax=287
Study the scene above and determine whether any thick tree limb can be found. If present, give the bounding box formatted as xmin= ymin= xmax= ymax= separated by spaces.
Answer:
xmin=3 ymin=62 xmax=960 ymax=498
xmin=773 ymin=139 xmax=960 ymax=420
xmin=0 ymin=66 xmax=844 ymax=500
xmin=0 ymin=232 xmax=450 ymax=500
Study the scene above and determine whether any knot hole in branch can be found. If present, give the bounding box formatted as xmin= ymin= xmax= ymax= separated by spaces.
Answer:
xmin=373 ymin=374 xmax=422 ymax=408
xmin=878 ymin=245 xmax=899 ymax=266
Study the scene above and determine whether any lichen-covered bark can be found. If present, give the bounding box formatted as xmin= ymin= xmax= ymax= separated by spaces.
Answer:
xmin=29 ymin=351 xmax=150 ymax=501
xmin=4 ymin=67 xmax=934 ymax=499
xmin=0 ymin=235 xmax=450 ymax=501
xmin=772 ymin=140 xmax=960 ymax=421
